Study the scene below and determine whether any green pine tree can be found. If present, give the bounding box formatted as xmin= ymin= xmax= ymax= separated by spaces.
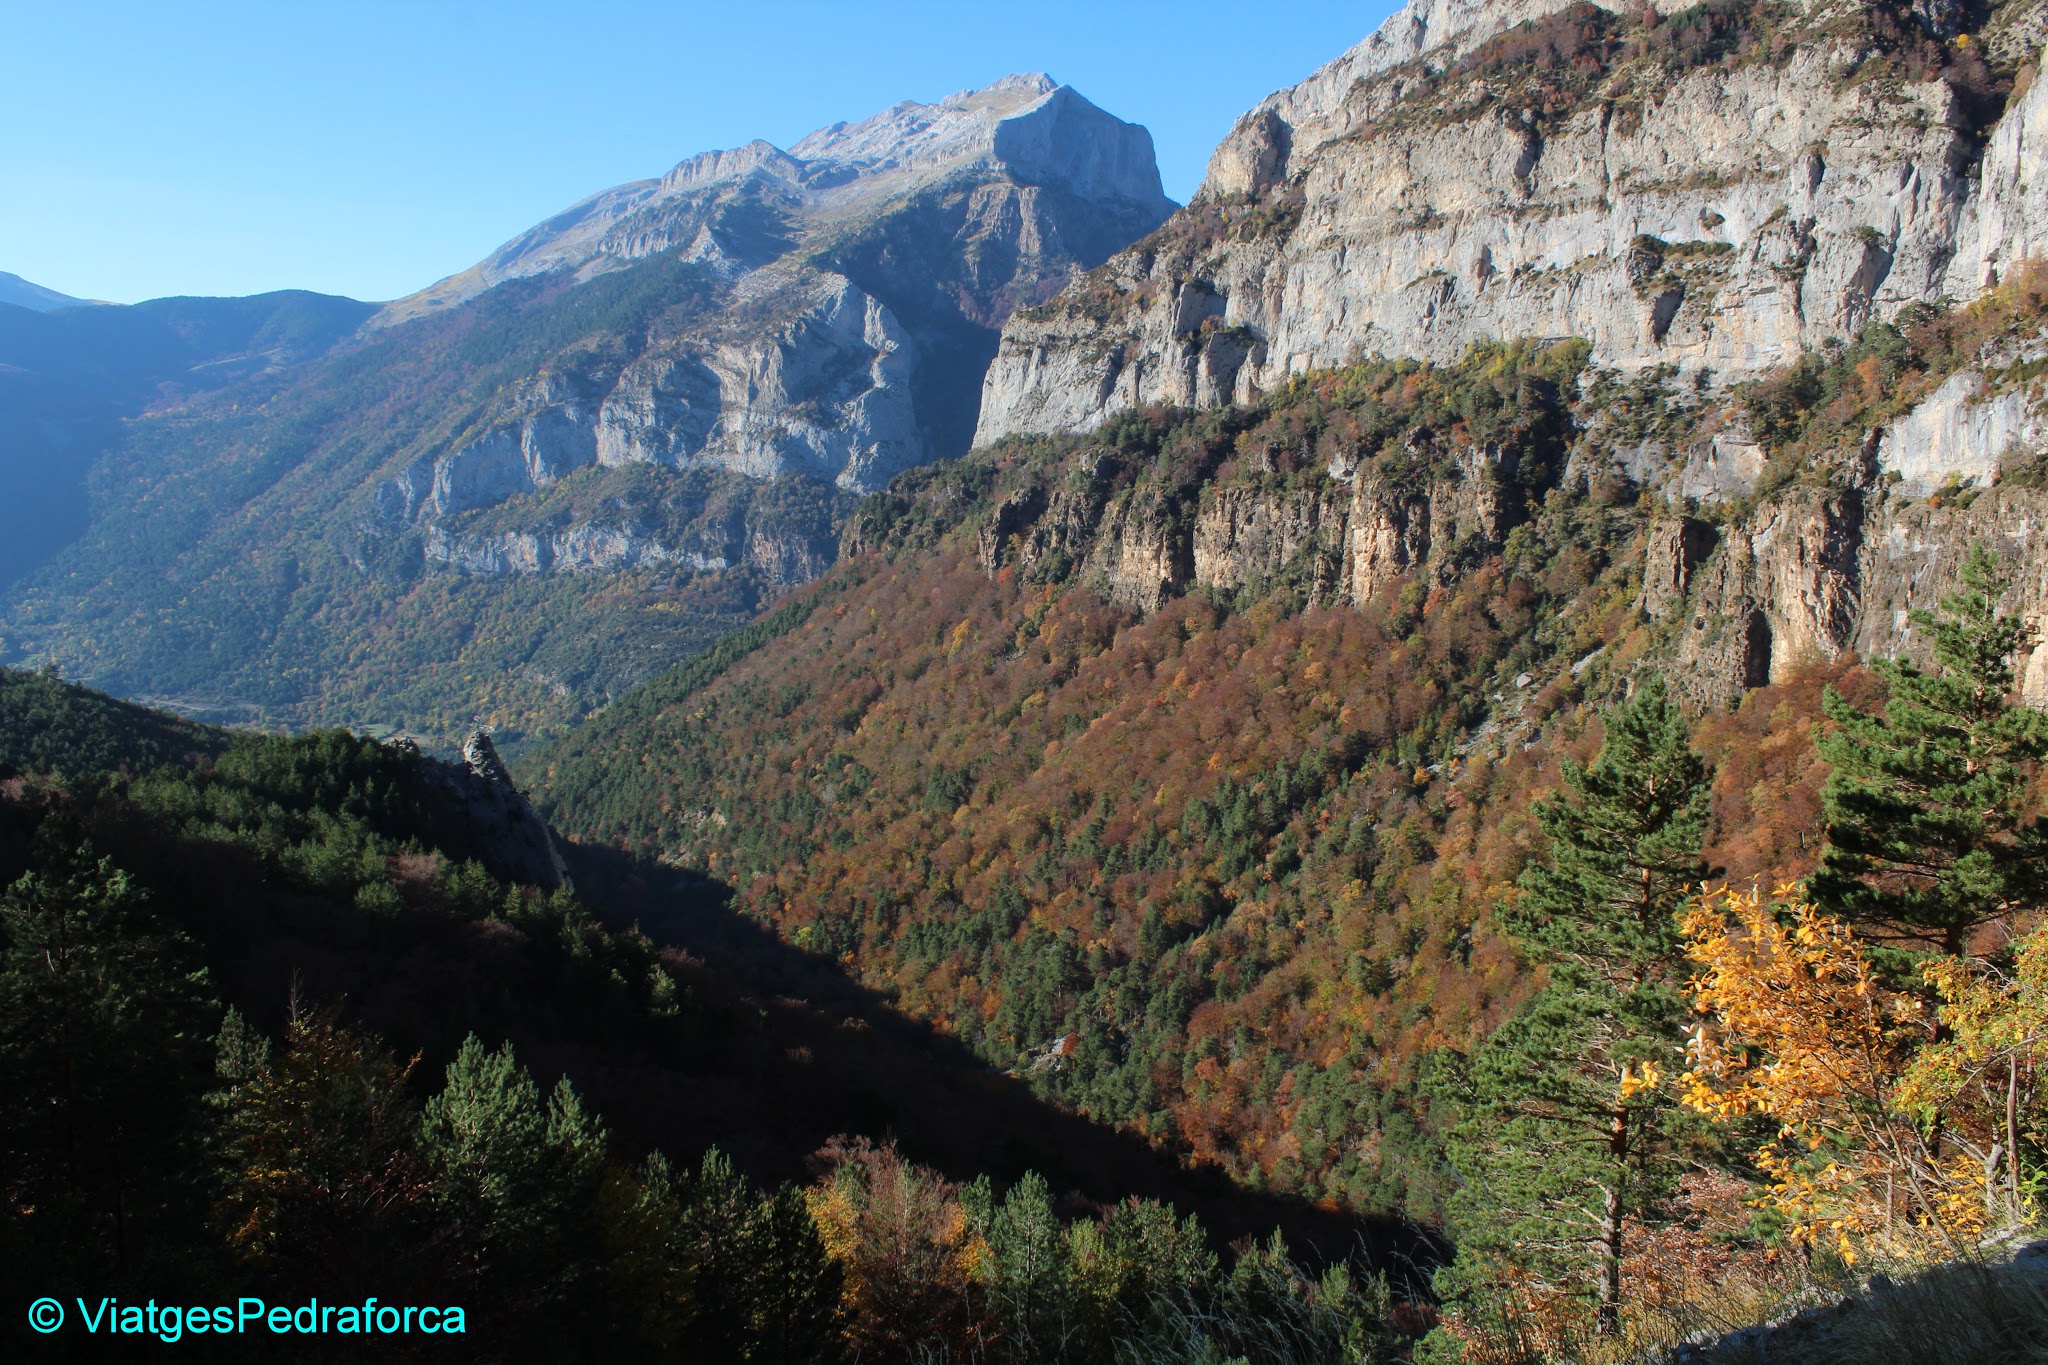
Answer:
xmin=1812 ymin=544 xmax=2048 ymax=957
xmin=0 ymin=832 xmax=216 ymax=1289
xmin=1497 ymin=673 xmax=1711 ymax=971
xmin=981 ymin=1172 xmax=1073 ymax=1361
xmin=419 ymin=1034 xmax=609 ymax=1332
xmin=1440 ymin=676 xmax=1712 ymax=1341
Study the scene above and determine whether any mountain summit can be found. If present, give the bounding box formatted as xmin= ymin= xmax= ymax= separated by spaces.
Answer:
xmin=383 ymin=74 xmax=1172 ymax=326
xmin=0 ymin=271 xmax=93 ymax=312
xmin=0 ymin=75 xmax=1176 ymax=743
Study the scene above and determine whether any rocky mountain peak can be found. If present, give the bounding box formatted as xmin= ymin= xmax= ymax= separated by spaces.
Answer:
xmin=789 ymin=72 xmax=1060 ymax=174
xmin=660 ymin=139 xmax=807 ymax=193
xmin=380 ymin=74 xmax=1169 ymax=326
xmin=978 ymin=0 xmax=2048 ymax=447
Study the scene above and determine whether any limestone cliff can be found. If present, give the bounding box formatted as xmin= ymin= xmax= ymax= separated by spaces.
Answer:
xmin=373 ymin=73 xmax=1173 ymax=523
xmin=898 ymin=223 xmax=2048 ymax=724
xmin=975 ymin=0 xmax=2048 ymax=444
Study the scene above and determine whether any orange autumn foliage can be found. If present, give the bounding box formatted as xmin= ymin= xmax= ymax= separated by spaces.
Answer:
xmin=1680 ymin=884 xmax=2043 ymax=1259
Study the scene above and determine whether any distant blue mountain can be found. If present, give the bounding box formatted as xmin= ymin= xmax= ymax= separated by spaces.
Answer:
xmin=0 ymin=271 xmax=96 ymax=312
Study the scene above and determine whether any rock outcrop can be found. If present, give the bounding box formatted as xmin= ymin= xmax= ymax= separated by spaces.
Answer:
xmin=967 ymin=434 xmax=1546 ymax=616
xmin=1663 ymin=477 xmax=2048 ymax=706
xmin=375 ymin=273 xmax=925 ymax=519
xmin=392 ymin=729 xmax=569 ymax=889
xmin=974 ymin=0 xmax=2048 ymax=445
xmin=432 ymin=729 xmax=570 ymax=891
xmin=370 ymin=73 xmax=1173 ymax=530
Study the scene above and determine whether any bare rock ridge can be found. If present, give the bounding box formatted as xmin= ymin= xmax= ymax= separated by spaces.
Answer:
xmin=412 ymin=729 xmax=571 ymax=891
xmin=362 ymin=73 xmax=1173 ymax=577
xmin=974 ymin=0 xmax=2048 ymax=445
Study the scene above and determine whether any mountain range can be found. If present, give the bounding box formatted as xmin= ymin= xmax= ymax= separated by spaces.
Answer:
xmin=0 ymin=73 xmax=1172 ymax=741
xmin=6 ymin=3 xmax=2048 ymax=1355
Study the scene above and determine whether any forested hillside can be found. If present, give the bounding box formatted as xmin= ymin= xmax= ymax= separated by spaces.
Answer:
xmin=0 ymin=668 xmax=1438 ymax=1361
xmin=0 ymin=290 xmax=373 ymax=589
xmin=531 ymin=284 xmax=2048 ymax=1355
xmin=0 ymin=256 xmax=806 ymax=740
xmin=528 ymin=340 xmax=1795 ymax=1210
xmin=11 ymin=0 xmax=2048 ymax=1359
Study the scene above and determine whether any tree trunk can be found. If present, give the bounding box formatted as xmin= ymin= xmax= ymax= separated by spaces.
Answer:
xmin=1597 ymin=1106 xmax=1629 ymax=1337
xmin=2008 ymin=1055 xmax=2023 ymax=1227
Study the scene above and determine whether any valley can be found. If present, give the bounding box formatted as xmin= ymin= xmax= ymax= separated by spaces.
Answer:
xmin=6 ymin=1 xmax=2048 ymax=1360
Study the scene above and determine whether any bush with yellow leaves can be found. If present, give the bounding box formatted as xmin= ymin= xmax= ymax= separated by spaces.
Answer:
xmin=1681 ymin=883 xmax=2045 ymax=1262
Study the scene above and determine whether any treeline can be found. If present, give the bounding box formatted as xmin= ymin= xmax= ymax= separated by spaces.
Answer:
xmin=0 ymin=664 xmax=229 ymax=777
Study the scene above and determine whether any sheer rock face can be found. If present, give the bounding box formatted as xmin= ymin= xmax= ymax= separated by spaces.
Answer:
xmin=371 ymin=73 xmax=1174 ymax=544
xmin=1660 ymin=475 xmax=2048 ymax=708
xmin=974 ymin=0 xmax=2048 ymax=446
xmin=970 ymin=439 xmax=1541 ymax=617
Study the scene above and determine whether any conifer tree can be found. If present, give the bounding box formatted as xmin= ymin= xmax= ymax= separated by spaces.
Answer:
xmin=0 ymin=833 xmax=215 ymax=1285
xmin=1440 ymin=676 xmax=1711 ymax=1340
xmin=1812 ymin=544 xmax=2048 ymax=957
xmin=215 ymin=1008 xmax=435 ymax=1296
xmin=419 ymin=1034 xmax=609 ymax=1328
xmin=741 ymin=1185 xmax=846 ymax=1365
xmin=604 ymin=1148 xmax=845 ymax=1363
xmin=982 ymin=1172 xmax=1073 ymax=1360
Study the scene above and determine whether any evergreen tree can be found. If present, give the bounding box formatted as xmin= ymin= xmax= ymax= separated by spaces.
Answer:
xmin=674 ymin=1148 xmax=763 ymax=1361
xmin=0 ymin=831 xmax=216 ymax=1292
xmin=419 ymin=1034 xmax=609 ymax=1334
xmin=982 ymin=1172 xmax=1073 ymax=1361
xmin=1065 ymin=1197 xmax=1216 ymax=1344
xmin=741 ymin=1185 xmax=846 ymax=1365
xmin=602 ymin=1149 xmax=844 ymax=1364
xmin=1441 ymin=676 xmax=1712 ymax=1340
xmin=213 ymin=1006 xmax=272 ymax=1085
xmin=1497 ymin=672 xmax=1711 ymax=969
xmin=214 ymin=1007 xmax=438 ymax=1297
xmin=1812 ymin=544 xmax=2048 ymax=957
xmin=600 ymin=1153 xmax=696 ymax=1350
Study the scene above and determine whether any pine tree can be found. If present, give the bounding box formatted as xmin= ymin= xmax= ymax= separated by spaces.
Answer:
xmin=742 ymin=1185 xmax=846 ymax=1365
xmin=1812 ymin=544 xmax=2048 ymax=957
xmin=418 ymin=1034 xmax=609 ymax=1331
xmin=1498 ymin=672 xmax=1711 ymax=971
xmin=214 ymin=1007 xmax=436 ymax=1296
xmin=981 ymin=1172 xmax=1073 ymax=1361
xmin=1441 ymin=676 xmax=1712 ymax=1341
xmin=602 ymin=1149 xmax=845 ymax=1364
xmin=0 ymin=832 xmax=216 ymax=1288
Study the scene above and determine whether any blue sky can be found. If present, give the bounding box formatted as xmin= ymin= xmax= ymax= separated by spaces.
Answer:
xmin=4 ymin=1 xmax=1401 ymax=305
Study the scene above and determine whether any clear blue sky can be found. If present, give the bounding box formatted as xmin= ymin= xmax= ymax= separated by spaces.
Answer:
xmin=4 ymin=1 xmax=1401 ymax=305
